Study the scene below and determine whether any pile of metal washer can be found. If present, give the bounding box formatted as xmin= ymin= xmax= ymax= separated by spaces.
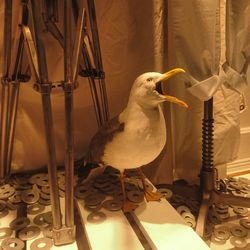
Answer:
xmin=0 ymin=167 xmax=150 ymax=249
xmin=0 ymin=171 xmax=69 ymax=249
xmin=162 ymin=176 xmax=250 ymax=249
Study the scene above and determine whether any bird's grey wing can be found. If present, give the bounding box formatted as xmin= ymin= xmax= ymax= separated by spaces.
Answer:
xmin=85 ymin=115 xmax=125 ymax=165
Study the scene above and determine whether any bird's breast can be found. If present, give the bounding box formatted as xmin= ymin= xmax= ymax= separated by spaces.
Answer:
xmin=102 ymin=107 xmax=166 ymax=169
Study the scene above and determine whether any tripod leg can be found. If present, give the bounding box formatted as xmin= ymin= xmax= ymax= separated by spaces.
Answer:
xmin=30 ymin=0 xmax=62 ymax=232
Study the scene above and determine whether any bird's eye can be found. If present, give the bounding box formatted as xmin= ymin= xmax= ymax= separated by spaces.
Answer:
xmin=146 ymin=77 xmax=153 ymax=82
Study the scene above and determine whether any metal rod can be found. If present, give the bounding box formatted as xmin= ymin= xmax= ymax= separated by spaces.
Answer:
xmin=87 ymin=0 xmax=109 ymax=123
xmin=0 ymin=0 xmax=12 ymax=181
xmin=30 ymin=0 xmax=62 ymax=229
xmin=71 ymin=5 xmax=85 ymax=83
xmin=0 ymin=83 xmax=10 ymax=181
xmin=64 ymin=0 xmax=74 ymax=228
xmin=2 ymin=0 xmax=12 ymax=78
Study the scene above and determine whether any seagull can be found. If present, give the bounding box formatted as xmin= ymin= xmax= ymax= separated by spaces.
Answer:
xmin=83 ymin=68 xmax=188 ymax=212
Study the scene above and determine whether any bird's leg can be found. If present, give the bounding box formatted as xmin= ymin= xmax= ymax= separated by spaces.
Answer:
xmin=120 ymin=171 xmax=138 ymax=212
xmin=137 ymin=168 xmax=162 ymax=202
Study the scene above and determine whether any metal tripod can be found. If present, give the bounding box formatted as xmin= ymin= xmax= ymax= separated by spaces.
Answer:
xmin=195 ymin=98 xmax=250 ymax=236
xmin=0 ymin=0 xmax=109 ymax=246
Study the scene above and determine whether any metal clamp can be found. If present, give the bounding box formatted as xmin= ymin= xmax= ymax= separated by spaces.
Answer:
xmin=53 ymin=226 xmax=76 ymax=246
xmin=33 ymin=83 xmax=52 ymax=94
xmin=61 ymin=81 xmax=79 ymax=92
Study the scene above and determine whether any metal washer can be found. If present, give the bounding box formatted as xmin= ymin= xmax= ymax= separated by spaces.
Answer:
xmin=210 ymin=235 xmax=226 ymax=245
xmin=239 ymin=218 xmax=250 ymax=229
xmin=127 ymin=190 xmax=144 ymax=203
xmin=27 ymin=204 xmax=45 ymax=215
xmin=30 ymin=237 xmax=53 ymax=250
xmin=230 ymin=236 xmax=248 ymax=248
xmin=176 ymin=205 xmax=191 ymax=215
xmin=157 ymin=188 xmax=173 ymax=199
xmin=230 ymin=225 xmax=248 ymax=238
xmin=87 ymin=211 xmax=106 ymax=224
xmin=1 ymin=237 xmax=25 ymax=250
xmin=9 ymin=217 xmax=30 ymax=231
xmin=102 ymin=199 xmax=123 ymax=211
xmin=21 ymin=189 xmax=40 ymax=204
xmin=213 ymin=226 xmax=231 ymax=241
xmin=0 ymin=228 xmax=13 ymax=240
xmin=18 ymin=226 xmax=41 ymax=241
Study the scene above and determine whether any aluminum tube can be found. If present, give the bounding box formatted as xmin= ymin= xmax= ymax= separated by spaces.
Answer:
xmin=71 ymin=6 xmax=85 ymax=83
xmin=6 ymin=83 xmax=20 ymax=177
xmin=86 ymin=0 xmax=103 ymax=73
xmin=87 ymin=0 xmax=109 ymax=123
xmin=31 ymin=0 xmax=62 ymax=229
xmin=2 ymin=0 xmax=12 ymax=77
xmin=41 ymin=94 xmax=62 ymax=229
xmin=64 ymin=0 xmax=74 ymax=227
xmin=0 ymin=84 xmax=10 ymax=181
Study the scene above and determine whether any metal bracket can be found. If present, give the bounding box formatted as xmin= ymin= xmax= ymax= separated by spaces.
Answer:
xmin=53 ymin=225 xmax=76 ymax=246
xmin=61 ymin=81 xmax=79 ymax=92
xmin=33 ymin=83 xmax=52 ymax=94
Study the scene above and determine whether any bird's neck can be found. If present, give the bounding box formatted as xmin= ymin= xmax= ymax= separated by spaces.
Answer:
xmin=119 ymin=101 xmax=163 ymax=125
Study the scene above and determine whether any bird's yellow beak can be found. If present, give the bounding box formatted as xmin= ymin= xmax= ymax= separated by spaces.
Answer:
xmin=158 ymin=68 xmax=186 ymax=82
xmin=158 ymin=68 xmax=188 ymax=108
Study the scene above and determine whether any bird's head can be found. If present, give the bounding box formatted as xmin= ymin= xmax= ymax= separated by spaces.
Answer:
xmin=130 ymin=68 xmax=188 ymax=108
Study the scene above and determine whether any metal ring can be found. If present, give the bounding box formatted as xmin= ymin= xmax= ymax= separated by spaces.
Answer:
xmin=75 ymin=185 xmax=92 ymax=199
xmin=183 ymin=217 xmax=196 ymax=228
xmin=213 ymin=226 xmax=231 ymax=240
xmin=0 ymin=228 xmax=13 ymax=240
xmin=41 ymin=186 xmax=50 ymax=194
xmin=21 ymin=189 xmax=40 ymax=204
xmin=181 ymin=212 xmax=195 ymax=220
xmin=33 ymin=213 xmax=50 ymax=227
xmin=84 ymin=203 xmax=102 ymax=212
xmin=156 ymin=188 xmax=173 ymax=199
xmin=87 ymin=211 xmax=106 ymax=224
xmin=5 ymin=201 xmax=18 ymax=210
xmin=239 ymin=218 xmax=250 ymax=229
xmin=230 ymin=225 xmax=248 ymax=238
xmin=230 ymin=236 xmax=248 ymax=248
xmin=30 ymin=237 xmax=53 ymax=250
xmin=0 ymin=186 xmax=15 ymax=199
xmin=40 ymin=192 xmax=51 ymax=200
xmin=9 ymin=217 xmax=30 ymax=231
xmin=1 ymin=237 xmax=25 ymax=250
xmin=27 ymin=204 xmax=45 ymax=215
xmin=39 ymin=198 xmax=51 ymax=206
xmin=127 ymin=190 xmax=144 ymax=203
xmin=18 ymin=226 xmax=41 ymax=241
xmin=176 ymin=205 xmax=191 ymax=215
xmin=210 ymin=235 xmax=226 ymax=245
xmin=102 ymin=199 xmax=123 ymax=211
xmin=85 ymin=194 xmax=105 ymax=206
xmin=233 ymin=206 xmax=249 ymax=216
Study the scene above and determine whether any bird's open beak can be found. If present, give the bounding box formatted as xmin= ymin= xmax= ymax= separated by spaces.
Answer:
xmin=157 ymin=68 xmax=188 ymax=108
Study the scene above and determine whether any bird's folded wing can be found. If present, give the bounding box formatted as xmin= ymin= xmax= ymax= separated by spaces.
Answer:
xmin=85 ymin=115 xmax=125 ymax=165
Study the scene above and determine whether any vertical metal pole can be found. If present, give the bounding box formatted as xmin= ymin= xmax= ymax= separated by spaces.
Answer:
xmin=0 ymin=0 xmax=12 ymax=181
xmin=64 ymin=0 xmax=74 ymax=228
xmin=200 ymin=98 xmax=215 ymax=192
xmin=30 ymin=0 xmax=62 ymax=230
